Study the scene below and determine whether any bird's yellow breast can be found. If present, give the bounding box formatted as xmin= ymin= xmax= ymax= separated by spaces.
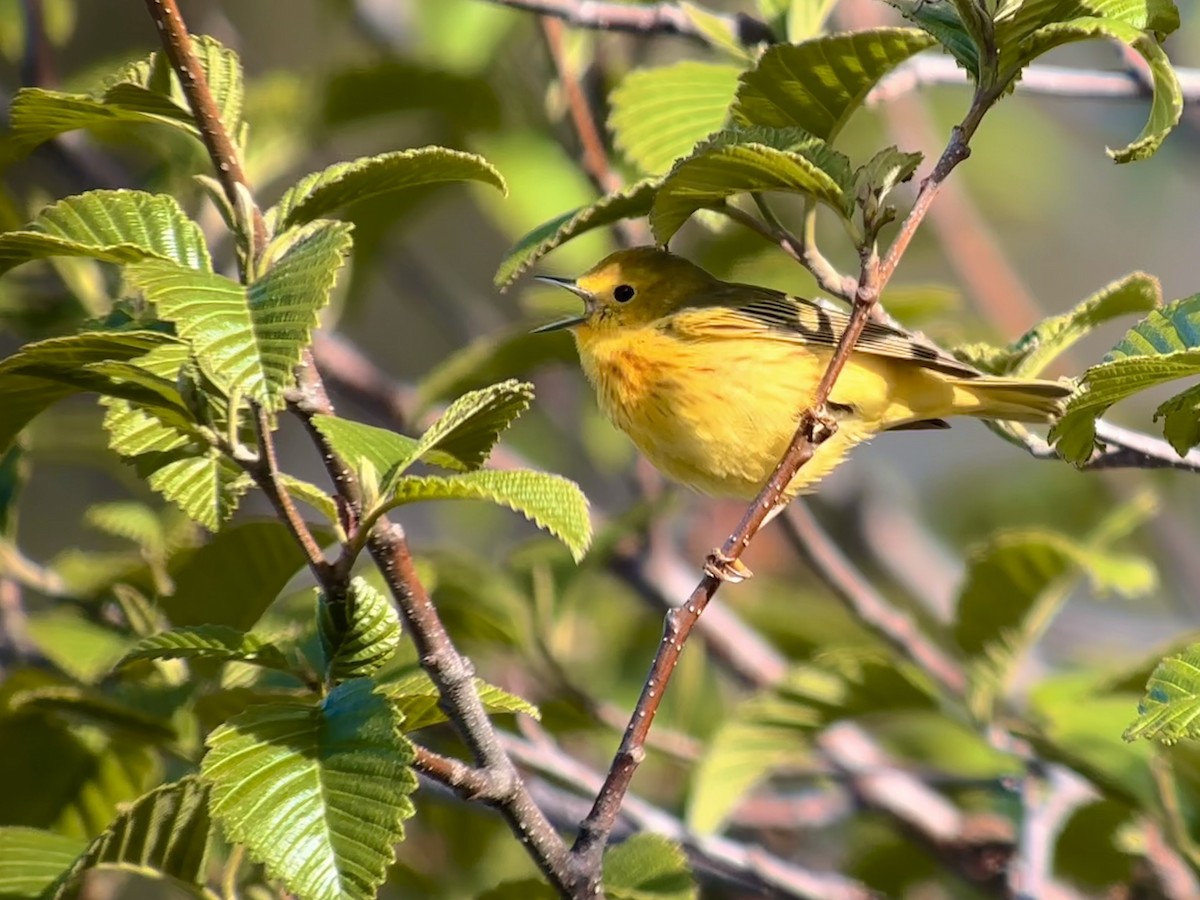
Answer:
xmin=574 ymin=322 xmax=890 ymax=498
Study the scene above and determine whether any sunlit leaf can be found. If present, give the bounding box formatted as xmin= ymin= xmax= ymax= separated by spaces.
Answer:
xmin=201 ymin=679 xmax=416 ymax=900
xmin=1125 ymin=646 xmax=1200 ymax=743
xmin=267 ymin=147 xmax=506 ymax=232
xmin=127 ymin=220 xmax=352 ymax=408
xmin=0 ymin=827 xmax=84 ymax=899
xmin=731 ymin=29 xmax=937 ymax=139
xmin=603 ymin=834 xmax=696 ymax=900
xmin=115 ymin=626 xmax=293 ymax=673
xmin=608 ymin=62 xmax=741 ymax=176
xmin=377 ymin=670 xmax=539 ymax=732
xmin=386 ymin=470 xmax=591 ymax=562
xmin=0 ymin=190 xmax=211 ymax=276
xmin=651 ymin=126 xmax=852 ymax=243
xmin=318 ymin=578 xmax=402 ymax=682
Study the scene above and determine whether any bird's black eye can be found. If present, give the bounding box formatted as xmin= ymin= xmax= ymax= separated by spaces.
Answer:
xmin=613 ymin=284 xmax=635 ymax=303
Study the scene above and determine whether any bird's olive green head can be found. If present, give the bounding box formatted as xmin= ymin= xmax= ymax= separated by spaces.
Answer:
xmin=534 ymin=246 xmax=716 ymax=335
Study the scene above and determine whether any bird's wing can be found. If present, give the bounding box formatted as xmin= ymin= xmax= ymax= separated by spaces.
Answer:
xmin=665 ymin=284 xmax=980 ymax=379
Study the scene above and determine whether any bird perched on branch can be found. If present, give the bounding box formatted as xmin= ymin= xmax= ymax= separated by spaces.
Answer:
xmin=536 ymin=246 xmax=1070 ymax=576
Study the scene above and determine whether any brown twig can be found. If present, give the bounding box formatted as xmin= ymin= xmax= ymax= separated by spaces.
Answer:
xmin=143 ymin=0 xmax=267 ymax=256
xmin=572 ymin=88 xmax=994 ymax=884
xmin=487 ymin=0 xmax=775 ymax=46
xmin=779 ymin=503 xmax=967 ymax=697
xmin=247 ymin=401 xmax=330 ymax=575
xmin=540 ymin=16 xmax=649 ymax=246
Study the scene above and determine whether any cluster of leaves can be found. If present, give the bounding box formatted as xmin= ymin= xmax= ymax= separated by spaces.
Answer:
xmin=0 ymin=33 xmax=607 ymax=900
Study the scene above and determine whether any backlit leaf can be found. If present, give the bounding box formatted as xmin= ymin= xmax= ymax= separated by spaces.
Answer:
xmin=318 ymin=578 xmax=402 ymax=682
xmin=116 ymin=626 xmax=293 ymax=673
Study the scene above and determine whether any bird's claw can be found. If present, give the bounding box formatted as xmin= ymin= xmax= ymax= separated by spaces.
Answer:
xmin=704 ymin=548 xmax=753 ymax=583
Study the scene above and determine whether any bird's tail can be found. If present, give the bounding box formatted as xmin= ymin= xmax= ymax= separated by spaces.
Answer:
xmin=951 ymin=376 xmax=1073 ymax=423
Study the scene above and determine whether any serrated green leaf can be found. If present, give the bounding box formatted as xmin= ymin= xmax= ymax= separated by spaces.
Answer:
xmin=885 ymin=0 xmax=980 ymax=74
xmin=127 ymin=220 xmax=352 ymax=408
xmin=1125 ymin=647 xmax=1200 ymax=743
xmin=0 ymin=828 xmax=85 ymax=899
xmin=318 ymin=578 xmax=401 ymax=683
xmin=5 ymin=35 xmax=242 ymax=159
xmin=377 ymin=670 xmax=539 ymax=732
xmin=0 ymin=330 xmax=180 ymax=453
xmin=267 ymin=147 xmax=506 ymax=232
xmin=494 ymin=177 xmax=660 ymax=291
xmin=1051 ymin=293 xmax=1200 ymax=464
xmin=732 ymin=29 xmax=937 ymax=139
xmin=960 ymin=272 xmax=1161 ymax=378
xmin=159 ymin=519 xmax=335 ymax=631
xmin=311 ymin=416 xmax=454 ymax=486
xmin=608 ymin=62 xmax=742 ymax=176
xmin=115 ymin=625 xmax=292 ymax=673
xmin=414 ymin=328 xmax=577 ymax=410
xmin=51 ymin=776 xmax=212 ymax=900
xmin=650 ymin=126 xmax=852 ymax=243
xmin=678 ymin=2 xmax=757 ymax=58
xmin=386 ymin=470 xmax=591 ymax=562
xmin=787 ymin=0 xmax=840 ymax=41
xmin=603 ymin=834 xmax=696 ymax=900
xmin=0 ymin=190 xmax=211 ymax=276
xmin=393 ymin=380 xmax=533 ymax=488
xmin=1015 ymin=19 xmax=1180 ymax=162
xmin=277 ymin=474 xmax=340 ymax=526
xmin=201 ymin=678 xmax=416 ymax=900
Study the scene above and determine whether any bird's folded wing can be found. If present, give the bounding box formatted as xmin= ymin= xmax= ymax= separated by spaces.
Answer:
xmin=667 ymin=285 xmax=980 ymax=379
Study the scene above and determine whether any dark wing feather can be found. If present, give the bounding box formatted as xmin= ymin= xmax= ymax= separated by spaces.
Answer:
xmin=666 ymin=284 xmax=980 ymax=379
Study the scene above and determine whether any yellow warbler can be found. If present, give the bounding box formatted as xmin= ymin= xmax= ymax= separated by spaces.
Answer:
xmin=536 ymin=246 xmax=1069 ymax=505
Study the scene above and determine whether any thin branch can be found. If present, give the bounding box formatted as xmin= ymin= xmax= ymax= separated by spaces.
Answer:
xmin=142 ymin=0 xmax=267 ymax=256
xmin=779 ymin=503 xmax=967 ymax=697
xmin=248 ymin=401 xmax=330 ymax=574
xmin=753 ymin=195 xmax=859 ymax=302
xmin=1020 ymin=419 xmax=1200 ymax=473
xmin=573 ymin=88 xmax=993 ymax=884
xmin=485 ymin=0 xmax=775 ymax=46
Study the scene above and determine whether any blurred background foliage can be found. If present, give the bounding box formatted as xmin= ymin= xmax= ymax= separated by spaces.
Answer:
xmin=3 ymin=0 xmax=1200 ymax=897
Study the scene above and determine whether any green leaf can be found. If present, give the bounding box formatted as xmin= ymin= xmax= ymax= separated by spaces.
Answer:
xmin=84 ymin=501 xmax=170 ymax=557
xmin=954 ymin=522 xmax=1156 ymax=719
xmin=51 ymin=776 xmax=212 ymax=899
xmin=479 ymin=879 xmax=557 ymax=900
xmin=5 ymin=34 xmax=243 ymax=158
xmin=0 ymin=330 xmax=180 ymax=452
xmin=853 ymin=146 xmax=923 ymax=222
xmin=650 ymin=126 xmax=852 ymax=243
xmin=116 ymin=626 xmax=293 ymax=673
xmin=318 ymin=577 xmax=402 ymax=683
xmin=24 ymin=610 xmax=133 ymax=684
xmin=311 ymin=417 xmax=444 ymax=482
xmin=731 ymin=29 xmax=937 ymax=140
xmin=0 ymin=190 xmax=211 ymax=276
xmin=1051 ymin=293 xmax=1200 ymax=464
xmin=885 ymin=0 xmax=980 ymax=75
xmin=686 ymin=679 xmax=815 ymax=834
xmin=6 ymin=686 xmax=176 ymax=745
xmin=1013 ymin=18 xmax=1181 ymax=162
xmin=677 ymin=2 xmax=757 ymax=59
xmin=321 ymin=60 xmax=501 ymax=132
xmin=494 ymin=177 xmax=660 ymax=291
xmin=0 ymin=828 xmax=85 ymax=899
xmin=201 ymin=678 xmax=416 ymax=900
xmin=958 ymin=272 xmax=1161 ymax=378
xmin=267 ymin=147 xmax=506 ymax=233
xmin=159 ymin=520 xmax=335 ymax=631
xmin=277 ymin=474 xmax=341 ymax=526
xmin=603 ymin=834 xmax=696 ymax=900
xmin=386 ymin=470 xmax=591 ymax=562
xmin=1125 ymin=646 xmax=1200 ymax=743
xmin=608 ymin=62 xmax=742 ymax=176
xmin=1155 ymin=383 xmax=1200 ymax=455
xmin=127 ymin=220 xmax=352 ymax=408
xmin=397 ymin=380 xmax=533 ymax=484
xmin=378 ymin=670 xmax=539 ymax=732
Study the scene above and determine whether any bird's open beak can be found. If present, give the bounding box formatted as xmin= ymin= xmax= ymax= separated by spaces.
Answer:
xmin=532 ymin=276 xmax=592 ymax=332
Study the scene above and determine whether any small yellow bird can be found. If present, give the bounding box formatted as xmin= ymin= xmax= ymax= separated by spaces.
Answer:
xmin=536 ymin=245 xmax=1069 ymax=514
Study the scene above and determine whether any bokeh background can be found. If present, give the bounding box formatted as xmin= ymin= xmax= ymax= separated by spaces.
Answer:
xmin=5 ymin=0 xmax=1200 ymax=895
